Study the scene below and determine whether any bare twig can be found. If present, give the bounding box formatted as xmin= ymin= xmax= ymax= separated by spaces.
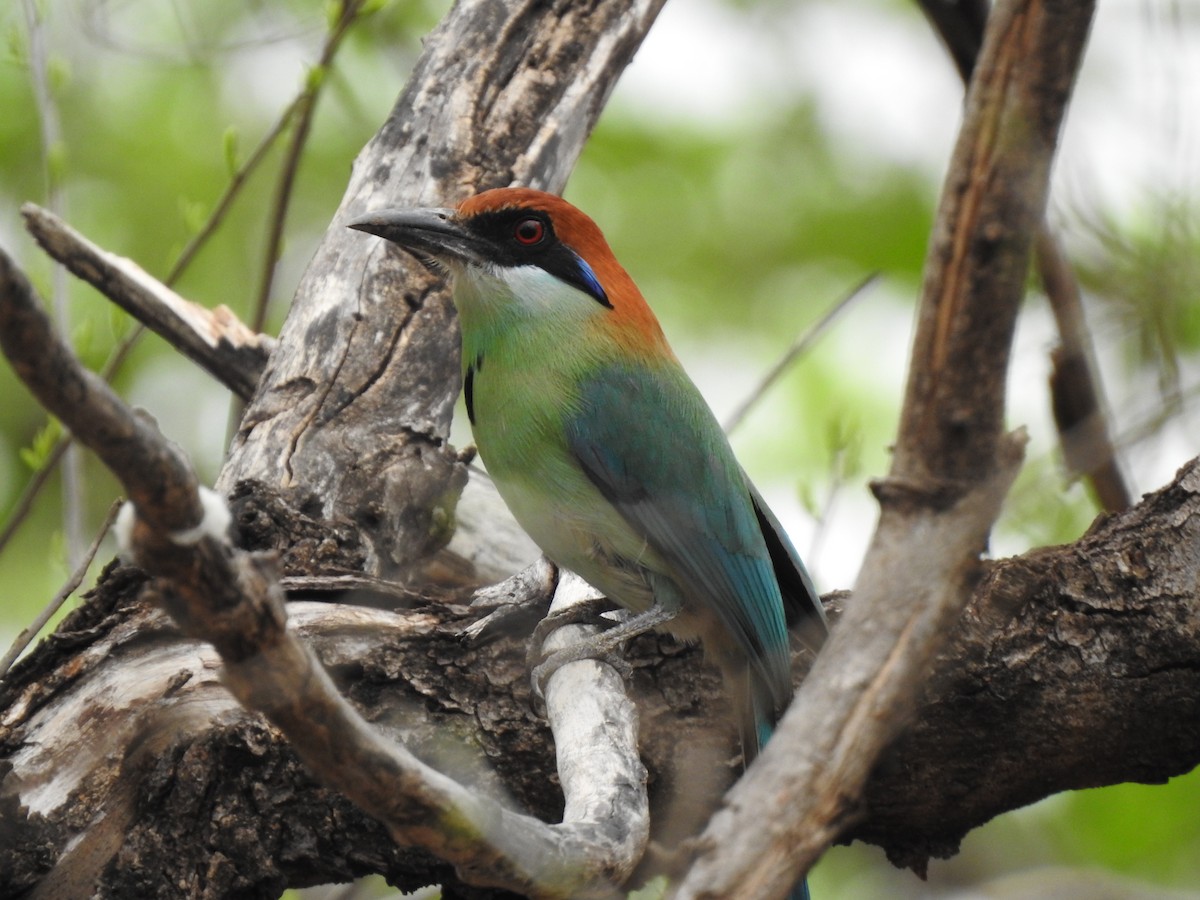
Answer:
xmin=674 ymin=1 xmax=1095 ymax=896
xmin=0 ymin=500 xmax=121 ymax=679
xmin=723 ymin=273 xmax=878 ymax=435
xmin=167 ymin=96 xmax=306 ymax=286
xmin=1037 ymin=228 xmax=1132 ymax=510
xmin=251 ymin=0 xmax=365 ymax=332
xmin=0 ymin=436 xmax=68 ymax=557
xmin=0 ymin=321 xmax=146 ymax=561
xmin=22 ymin=0 xmax=86 ymax=567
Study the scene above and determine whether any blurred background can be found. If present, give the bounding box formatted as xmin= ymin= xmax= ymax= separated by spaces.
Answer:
xmin=1 ymin=0 xmax=1198 ymax=897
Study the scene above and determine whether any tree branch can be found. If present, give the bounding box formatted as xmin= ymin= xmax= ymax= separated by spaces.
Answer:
xmin=21 ymin=203 xmax=273 ymax=401
xmin=0 ymin=240 xmax=647 ymax=898
xmin=4 ymin=458 xmax=1198 ymax=896
xmin=674 ymin=2 xmax=1096 ymax=896
xmin=915 ymin=0 xmax=1132 ymax=511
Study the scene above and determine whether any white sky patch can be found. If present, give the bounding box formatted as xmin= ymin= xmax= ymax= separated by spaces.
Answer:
xmin=620 ymin=0 xmax=1199 ymax=220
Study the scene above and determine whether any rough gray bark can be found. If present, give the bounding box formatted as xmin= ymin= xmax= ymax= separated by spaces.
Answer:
xmin=4 ymin=463 xmax=1200 ymax=898
xmin=217 ymin=0 xmax=666 ymax=579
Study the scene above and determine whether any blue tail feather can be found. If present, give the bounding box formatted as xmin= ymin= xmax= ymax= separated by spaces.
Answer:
xmin=755 ymin=714 xmax=813 ymax=900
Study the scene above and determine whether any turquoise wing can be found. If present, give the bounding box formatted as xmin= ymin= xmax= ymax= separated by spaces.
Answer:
xmin=565 ymin=362 xmax=821 ymax=722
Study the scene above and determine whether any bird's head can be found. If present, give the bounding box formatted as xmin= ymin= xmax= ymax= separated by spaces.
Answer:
xmin=349 ymin=188 xmax=665 ymax=346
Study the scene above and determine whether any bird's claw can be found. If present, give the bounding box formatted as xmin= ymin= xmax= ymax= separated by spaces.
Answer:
xmin=525 ymin=596 xmax=630 ymax=712
xmin=526 ymin=595 xmax=623 ymax=660
xmin=528 ymin=639 xmax=636 ymax=711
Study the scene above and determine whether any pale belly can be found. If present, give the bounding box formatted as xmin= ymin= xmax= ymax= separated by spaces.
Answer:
xmin=488 ymin=457 xmax=661 ymax=616
xmin=467 ymin=344 xmax=675 ymax=621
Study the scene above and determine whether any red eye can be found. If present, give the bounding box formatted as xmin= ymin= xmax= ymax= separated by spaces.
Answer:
xmin=514 ymin=217 xmax=545 ymax=245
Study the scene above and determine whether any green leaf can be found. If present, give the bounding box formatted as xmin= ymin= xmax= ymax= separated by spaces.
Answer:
xmin=179 ymin=196 xmax=208 ymax=235
xmin=305 ymin=63 xmax=327 ymax=94
xmin=108 ymin=303 xmax=132 ymax=340
xmin=358 ymin=0 xmax=391 ymax=18
xmin=70 ymin=316 xmax=94 ymax=363
xmin=46 ymin=139 xmax=68 ymax=193
xmin=20 ymin=418 xmax=62 ymax=472
xmin=222 ymin=126 xmax=240 ymax=176
xmin=5 ymin=23 xmax=26 ymax=66
xmin=47 ymin=54 xmax=70 ymax=95
xmin=323 ymin=0 xmax=342 ymax=29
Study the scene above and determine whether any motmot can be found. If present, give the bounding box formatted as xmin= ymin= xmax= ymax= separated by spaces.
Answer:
xmin=350 ymin=187 xmax=826 ymax=887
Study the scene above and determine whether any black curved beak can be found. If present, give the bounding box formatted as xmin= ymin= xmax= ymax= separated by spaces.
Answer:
xmin=348 ymin=208 xmax=487 ymax=267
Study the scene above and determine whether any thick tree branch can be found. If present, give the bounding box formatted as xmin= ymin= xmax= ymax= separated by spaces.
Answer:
xmin=850 ymin=456 xmax=1200 ymax=871
xmin=4 ymin=458 xmax=1199 ymax=896
xmin=674 ymin=2 xmax=1096 ymax=897
xmin=915 ymin=0 xmax=1131 ymax=511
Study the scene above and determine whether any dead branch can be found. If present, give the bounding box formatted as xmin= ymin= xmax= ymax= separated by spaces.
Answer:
xmin=3 ymin=458 xmax=1199 ymax=896
xmin=21 ymin=203 xmax=273 ymax=401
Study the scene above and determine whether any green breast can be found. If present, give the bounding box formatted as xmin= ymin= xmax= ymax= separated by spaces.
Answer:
xmin=461 ymin=317 xmax=660 ymax=611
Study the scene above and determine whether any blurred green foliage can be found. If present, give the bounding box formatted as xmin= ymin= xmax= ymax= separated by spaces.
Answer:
xmin=1 ymin=1 xmax=1197 ymax=898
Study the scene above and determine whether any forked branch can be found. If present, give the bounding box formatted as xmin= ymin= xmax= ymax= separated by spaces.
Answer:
xmin=674 ymin=1 xmax=1097 ymax=896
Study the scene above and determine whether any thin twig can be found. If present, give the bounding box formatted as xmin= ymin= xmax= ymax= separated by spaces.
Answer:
xmin=0 ymin=30 xmax=312 ymax=560
xmin=1037 ymin=228 xmax=1132 ymax=510
xmin=724 ymin=272 xmax=878 ymax=435
xmin=251 ymin=0 xmax=365 ymax=332
xmin=22 ymin=0 xmax=86 ymax=568
xmin=0 ymin=436 xmax=68 ymax=556
xmin=0 ymin=500 xmax=121 ymax=680
xmin=166 ymin=94 xmax=307 ymax=286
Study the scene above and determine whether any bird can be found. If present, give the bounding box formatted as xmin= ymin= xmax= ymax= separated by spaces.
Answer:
xmin=350 ymin=187 xmax=826 ymax=895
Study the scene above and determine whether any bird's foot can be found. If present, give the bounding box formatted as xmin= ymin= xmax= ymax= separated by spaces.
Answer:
xmin=526 ymin=595 xmax=625 ymax=659
xmin=526 ymin=595 xmax=629 ymax=708
xmin=528 ymin=592 xmax=678 ymax=709
xmin=530 ymin=633 xmax=637 ymax=706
